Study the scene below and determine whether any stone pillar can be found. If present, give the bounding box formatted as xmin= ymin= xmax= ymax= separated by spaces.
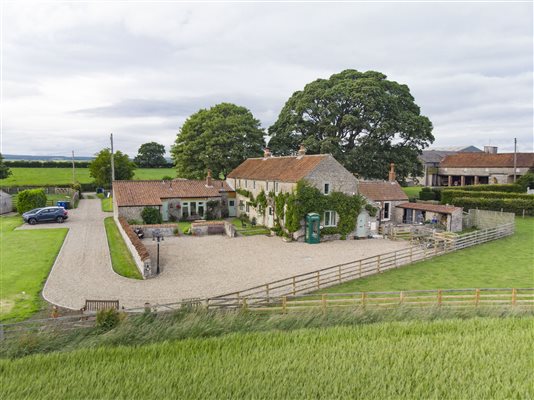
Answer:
xmin=447 ymin=176 xmax=452 ymax=186
xmin=460 ymin=176 xmax=465 ymax=186
xmin=474 ymin=176 xmax=479 ymax=185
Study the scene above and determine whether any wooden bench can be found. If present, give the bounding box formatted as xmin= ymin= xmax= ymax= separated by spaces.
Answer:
xmin=84 ymin=300 xmax=120 ymax=312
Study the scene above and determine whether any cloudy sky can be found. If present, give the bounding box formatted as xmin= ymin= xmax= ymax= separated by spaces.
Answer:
xmin=1 ymin=1 xmax=532 ymax=157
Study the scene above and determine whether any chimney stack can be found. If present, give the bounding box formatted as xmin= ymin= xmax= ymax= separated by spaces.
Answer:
xmin=484 ymin=145 xmax=498 ymax=154
xmin=298 ymin=145 xmax=306 ymax=156
xmin=263 ymin=148 xmax=272 ymax=158
xmin=206 ymin=169 xmax=213 ymax=187
xmin=388 ymin=163 xmax=396 ymax=182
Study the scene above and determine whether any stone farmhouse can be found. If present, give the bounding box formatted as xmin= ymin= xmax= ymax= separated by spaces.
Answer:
xmin=226 ymin=147 xmax=358 ymax=229
xmin=418 ymin=145 xmax=481 ymax=186
xmin=113 ymin=173 xmax=235 ymax=222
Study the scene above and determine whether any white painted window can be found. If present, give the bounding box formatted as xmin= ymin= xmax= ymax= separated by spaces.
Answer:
xmin=324 ymin=210 xmax=337 ymax=227
xmin=324 ymin=183 xmax=330 ymax=194
xmin=274 ymin=181 xmax=279 ymax=193
xmin=268 ymin=206 xmax=273 ymax=216
xmin=383 ymin=202 xmax=391 ymax=221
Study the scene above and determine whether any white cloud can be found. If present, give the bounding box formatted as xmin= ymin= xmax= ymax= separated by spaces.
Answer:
xmin=1 ymin=1 xmax=532 ymax=156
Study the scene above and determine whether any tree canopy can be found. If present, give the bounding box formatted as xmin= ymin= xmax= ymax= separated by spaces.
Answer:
xmin=171 ymin=103 xmax=265 ymax=179
xmin=134 ymin=142 xmax=167 ymax=168
xmin=89 ymin=148 xmax=136 ymax=188
xmin=0 ymin=153 xmax=12 ymax=179
xmin=268 ymin=70 xmax=434 ymax=182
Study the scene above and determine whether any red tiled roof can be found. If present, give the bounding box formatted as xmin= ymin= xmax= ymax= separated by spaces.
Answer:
xmin=440 ymin=153 xmax=534 ymax=168
xmin=396 ymin=202 xmax=462 ymax=214
xmin=358 ymin=181 xmax=409 ymax=201
xmin=227 ymin=154 xmax=329 ymax=182
xmin=113 ymin=179 xmax=233 ymax=207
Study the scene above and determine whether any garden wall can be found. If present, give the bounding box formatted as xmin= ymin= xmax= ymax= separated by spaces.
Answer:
xmin=115 ymin=216 xmax=155 ymax=278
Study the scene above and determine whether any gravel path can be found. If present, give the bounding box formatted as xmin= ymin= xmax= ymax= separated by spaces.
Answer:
xmin=20 ymin=198 xmax=410 ymax=309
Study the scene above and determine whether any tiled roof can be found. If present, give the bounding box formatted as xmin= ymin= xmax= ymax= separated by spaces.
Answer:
xmin=358 ymin=181 xmax=409 ymax=201
xmin=227 ymin=154 xmax=329 ymax=182
xmin=440 ymin=153 xmax=534 ymax=168
xmin=396 ymin=202 xmax=462 ymax=214
xmin=113 ymin=179 xmax=233 ymax=207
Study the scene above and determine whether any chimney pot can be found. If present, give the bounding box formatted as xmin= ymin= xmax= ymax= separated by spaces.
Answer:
xmin=206 ymin=169 xmax=213 ymax=187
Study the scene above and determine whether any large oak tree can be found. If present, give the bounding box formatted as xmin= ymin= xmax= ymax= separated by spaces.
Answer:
xmin=268 ymin=70 xmax=434 ymax=182
xmin=134 ymin=142 xmax=167 ymax=168
xmin=171 ymin=103 xmax=265 ymax=179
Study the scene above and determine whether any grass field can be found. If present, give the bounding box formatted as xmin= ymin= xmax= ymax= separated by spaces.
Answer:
xmin=402 ymin=186 xmax=422 ymax=198
xmin=0 ymin=217 xmax=67 ymax=321
xmin=1 ymin=316 xmax=532 ymax=399
xmin=103 ymin=217 xmax=142 ymax=280
xmin=319 ymin=217 xmax=534 ymax=294
xmin=1 ymin=168 xmax=176 ymax=186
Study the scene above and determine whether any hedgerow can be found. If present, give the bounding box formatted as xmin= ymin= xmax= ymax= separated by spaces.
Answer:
xmin=16 ymin=189 xmax=47 ymax=214
xmin=441 ymin=190 xmax=534 ymax=205
xmin=451 ymin=197 xmax=534 ymax=215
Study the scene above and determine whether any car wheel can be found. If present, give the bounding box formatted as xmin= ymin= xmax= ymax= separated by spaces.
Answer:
xmin=56 ymin=216 xmax=64 ymax=223
xmin=29 ymin=218 xmax=37 ymax=225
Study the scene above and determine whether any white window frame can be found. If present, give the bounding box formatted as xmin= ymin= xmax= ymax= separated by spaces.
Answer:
xmin=324 ymin=210 xmax=337 ymax=227
xmin=274 ymin=181 xmax=279 ymax=193
xmin=382 ymin=202 xmax=391 ymax=221
xmin=324 ymin=183 xmax=330 ymax=195
xmin=266 ymin=181 xmax=269 ymax=191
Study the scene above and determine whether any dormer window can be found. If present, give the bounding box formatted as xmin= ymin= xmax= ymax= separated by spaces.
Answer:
xmin=324 ymin=183 xmax=330 ymax=195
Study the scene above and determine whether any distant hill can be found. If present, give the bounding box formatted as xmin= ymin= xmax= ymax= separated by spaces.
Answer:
xmin=4 ymin=154 xmax=94 ymax=161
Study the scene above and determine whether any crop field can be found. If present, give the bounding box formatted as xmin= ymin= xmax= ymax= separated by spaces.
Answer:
xmin=0 ymin=217 xmax=67 ymax=321
xmin=1 ymin=316 xmax=532 ymax=399
xmin=1 ymin=167 xmax=176 ymax=186
xmin=318 ymin=217 xmax=534 ymax=294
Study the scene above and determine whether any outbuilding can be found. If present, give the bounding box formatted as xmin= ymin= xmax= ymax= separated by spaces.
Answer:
xmin=395 ymin=202 xmax=463 ymax=232
xmin=0 ymin=190 xmax=12 ymax=214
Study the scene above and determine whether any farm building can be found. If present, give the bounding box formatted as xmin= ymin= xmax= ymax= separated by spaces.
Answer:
xmin=437 ymin=147 xmax=534 ymax=186
xmin=418 ymin=145 xmax=481 ymax=186
xmin=0 ymin=190 xmax=12 ymax=214
xmin=113 ymin=173 xmax=235 ymax=222
xmin=226 ymin=146 xmax=358 ymax=229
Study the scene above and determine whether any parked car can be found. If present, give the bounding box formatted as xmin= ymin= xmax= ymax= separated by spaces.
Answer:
xmin=22 ymin=207 xmax=69 ymax=225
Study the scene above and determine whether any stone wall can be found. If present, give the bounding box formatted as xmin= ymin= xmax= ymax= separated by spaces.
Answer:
xmin=190 ymin=220 xmax=236 ymax=237
xmin=468 ymin=209 xmax=515 ymax=230
xmin=304 ymin=155 xmax=358 ymax=195
xmin=131 ymin=224 xmax=177 ymax=238
xmin=117 ymin=205 xmax=160 ymax=223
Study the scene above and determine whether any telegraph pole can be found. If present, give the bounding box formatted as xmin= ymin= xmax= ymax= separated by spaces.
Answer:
xmin=110 ymin=133 xmax=115 ymax=190
xmin=513 ymin=138 xmax=517 ymax=183
xmin=71 ymin=150 xmax=76 ymax=184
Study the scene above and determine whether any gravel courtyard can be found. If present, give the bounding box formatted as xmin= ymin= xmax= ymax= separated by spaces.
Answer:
xmin=22 ymin=197 xmax=410 ymax=310
xmin=145 ymin=235 xmax=411 ymax=298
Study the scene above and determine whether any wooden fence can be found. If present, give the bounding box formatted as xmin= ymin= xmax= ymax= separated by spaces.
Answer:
xmin=207 ymin=222 xmax=514 ymax=308
xmin=209 ymin=288 xmax=534 ymax=312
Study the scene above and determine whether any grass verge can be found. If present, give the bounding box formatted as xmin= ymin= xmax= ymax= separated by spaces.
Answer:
xmin=103 ymin=217 xmax=142 ymax=280
xmin=318 ymin=217 xmax=534 ymax=294
xmin=101 ymin=197 xmax=113 ymax=212
xmin=231 ymin=218 xmax=270 ymax=236
xmin=1 ymin=311 xmax=532 ymax=399
xmin=0 ymin=217 xmax=67 ymax=322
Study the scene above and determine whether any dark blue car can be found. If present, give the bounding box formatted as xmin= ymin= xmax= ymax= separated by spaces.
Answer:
xmin=22 ymin=206 xmax=69 ymax=225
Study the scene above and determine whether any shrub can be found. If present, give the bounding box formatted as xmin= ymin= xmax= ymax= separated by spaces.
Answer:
xmin=452 ymin=197 xmax=534 ymax=216
xmin=451 ymin=184 xmax=522 ymax=193
xmin=161 ymin=176 xmax=174 ymax=181
xmin=127 ymin=219 xmax=142 ymax=225
xmin=16 ymin=188 xmax=47 ymax=214
xmin=442 ymin=190 xmax=534 ymax=205
xmin=141 ymin=207 xmax=162 ymax=224
xmin=419 ymin=187 xmax=442 ymax=201
xmin=96 ymin=308 xmax=120 ymax=330
xmin=516 ymin=172 xmax=534 ymax=191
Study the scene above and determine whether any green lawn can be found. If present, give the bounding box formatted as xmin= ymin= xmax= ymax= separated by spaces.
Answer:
xmin=2 ymin=168 xmax=176 ymax=186
xmin=231 ymin=218 xmax=271 ymax=236
xmin=402 ymin=186 xmax=422 ymax=198
xmin=0 ymin=217 xmax=67 ymax=321
xmin=1 ymin=317 xmax=532 ymax=399
xmin=101 ymin=197 xmax=113 ymax=212
xmin=319 ymin=217 xmax=534 ymax=294
xmin=103 ymin=217 xmax=142 ymax=280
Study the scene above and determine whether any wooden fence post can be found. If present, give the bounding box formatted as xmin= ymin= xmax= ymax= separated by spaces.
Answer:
xmin=361 ymin=292 xmax=367 ymax=309
xmin=322 ymin=294 xmax=327 ymax=313
xmin=437 ymin=289 xmax=442 ymax=307
xmin=338 ymin=265 xmax=342 ymax=283
xmin=317 ymin=271 xmax=320 ymax=289
xmin=394 ymin=251 xmax=398 ymax=268
xmin=475 ymin=288 xmax=480 ymax=307
xmin=359 ymin=260 xmax=362 ymax=278
xmin=292 ymin=276 xmax=296 ymax=296
xmin=377 ymin=255 xmax=381 ymax=273
xmin=266 ymin=284 xmax=270 ymax=300
xmin=282 ymin=296 xmax=287 ymax=314
xmin=512 ymin=288 xmax=517 ymax=306
xmin=242 ymin=298 xmax=248 ymax=311
xmin=399 ymin=291 xmax=404 ymax=305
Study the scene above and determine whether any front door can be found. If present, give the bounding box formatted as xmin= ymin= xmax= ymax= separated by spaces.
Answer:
xmin=356 ymin=211 xmax=369 ymax=238
xmin=228 ymin=199 xmax=236 ymax=217
xmin=161 ymin=202 xmax=169 ymax=221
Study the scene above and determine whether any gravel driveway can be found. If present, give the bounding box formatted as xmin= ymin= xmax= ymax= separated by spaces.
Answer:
xmin=20 ymin=198 xmax=410 ymax=310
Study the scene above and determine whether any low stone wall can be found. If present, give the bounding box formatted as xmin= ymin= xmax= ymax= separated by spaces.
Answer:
xmin=468 ymin=209 xmax=515 ymax=230
xmin=115 ymin=216 xmax=155 ymax=278
xmin=131 ymin=224 xmax=176 ymax=238
xmin=191 ymin=220 xmax=236 ymax=237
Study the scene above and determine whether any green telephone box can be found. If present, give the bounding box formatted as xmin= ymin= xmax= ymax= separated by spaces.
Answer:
xmin=305 ymin=213 xmax=321 ymax=244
